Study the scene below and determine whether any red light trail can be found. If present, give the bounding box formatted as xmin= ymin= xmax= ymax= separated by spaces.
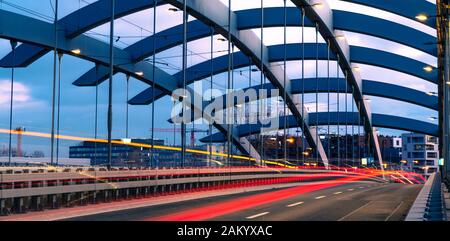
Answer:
xmin=149 ymin=174 xmax=381 ymax=221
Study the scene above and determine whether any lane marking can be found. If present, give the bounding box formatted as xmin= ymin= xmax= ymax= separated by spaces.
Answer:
xmin=338 ymin=201 xmax=372 ymax=221
xmin=333 ymin=192 xmax=343 ymax=195
xmin=315 ymin=196 xmax=326 ymax=200
xmin=385 ymin=201 xmax=404 ymax=221
xmin=347 ymin=189 xmax=354 ymax=191
xmin=286 ymin=201 xmax=304 ymax=208
xmin=359 ymin=187 xmax=365 ymax=189
xmin=246 ymin=212 xmax=270 ymax=219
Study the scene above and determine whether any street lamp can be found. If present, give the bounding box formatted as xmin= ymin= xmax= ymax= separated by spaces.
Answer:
xmin=423 ymin=66 xmax=434 ymax=72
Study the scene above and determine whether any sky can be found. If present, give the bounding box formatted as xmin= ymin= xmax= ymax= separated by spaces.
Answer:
xmin=0 ymin=0 xmax=439 ymax=158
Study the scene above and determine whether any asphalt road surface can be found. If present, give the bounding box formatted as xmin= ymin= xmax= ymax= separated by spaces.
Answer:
xmin=66 ymin=181 xmax=421 ymax=221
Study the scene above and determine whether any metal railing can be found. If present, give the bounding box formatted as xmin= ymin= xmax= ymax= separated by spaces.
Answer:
xmin=405 ymin=172 xmax=447 ymax=221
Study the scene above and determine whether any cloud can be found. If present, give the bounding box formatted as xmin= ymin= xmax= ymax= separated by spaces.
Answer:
xmin=0 ymin=80 xmax=45 ymax=110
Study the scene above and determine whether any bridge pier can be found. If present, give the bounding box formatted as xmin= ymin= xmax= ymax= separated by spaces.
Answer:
xmin=31 ymin=196 xmax=43 ymax=211
xmin=0 ymin=199 xmax=6 ymax=216
xmin=13 ymin=197 xmax=26 ymax=213
xmin=62 ymin=193 xmax=72 ymax=207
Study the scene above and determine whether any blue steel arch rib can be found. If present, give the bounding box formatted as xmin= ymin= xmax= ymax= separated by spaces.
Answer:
xmin=0 ymin=0 xmax=164 ymax=68
xmin=74 ymin=21 xmax=436 ymax=86
xmin=1 ymin=7 xmax=437 ymax=69
xmin=162 ymin=78 xmax=438 ymax=121
xmin=0 ymin=8 xmax=258 ymax=159
xmin=200 ymin=113 xmax=439 ymax=143
xmin=341 ymin=0 xmax=437 ymax=28
xmin=129 ymin=45 xmax=438 ymax=107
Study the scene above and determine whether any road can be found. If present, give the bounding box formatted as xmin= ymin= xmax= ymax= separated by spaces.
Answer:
xmin=65 ymin=181 xmax=421 ymax=221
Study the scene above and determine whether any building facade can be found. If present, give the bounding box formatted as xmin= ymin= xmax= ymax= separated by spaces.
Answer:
xmin=69 ymin=139 xmax=207 ymax=167
xmin=401 ymin=133 xmax=439 ymax=177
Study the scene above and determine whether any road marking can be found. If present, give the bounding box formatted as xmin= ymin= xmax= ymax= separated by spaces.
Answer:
xmin=333 ymin=192 xmax=343 ymax=195
xmin=315 ymin=196 xmax=326 ymax=200
xmin=347 ymin=189 xmax=354 ymax=191
xmin=286 ymin=201 xmax=304 ymax=207
xmin=385 ymin=201 xmax=404 ymax=221
xmin=338 ymin=201 xmax=372 ymax=221
xmin=246 ymin=212 xmax=269 ymax=219
xmin=359 ymin=187 xmax=365 ymax=189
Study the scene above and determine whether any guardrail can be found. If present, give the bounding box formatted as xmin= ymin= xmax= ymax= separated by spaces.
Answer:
xmin=405 ymin=173 xmax=447 ymax=221
xmin=1 ymin=167 xmax=360 ymax=216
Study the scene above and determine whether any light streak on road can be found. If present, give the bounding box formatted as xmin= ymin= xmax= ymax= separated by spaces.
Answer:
xmin=149 ymin=174 xmax=383 ymax=221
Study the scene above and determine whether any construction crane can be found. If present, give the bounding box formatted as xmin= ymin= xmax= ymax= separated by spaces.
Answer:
xmin=15 ymin=127 xmax=25 ymax=157
xmin=152 ymin=128 xmax=209 ymax=147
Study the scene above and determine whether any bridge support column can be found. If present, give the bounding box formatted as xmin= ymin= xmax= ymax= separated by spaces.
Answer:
xmin=91 ymin=191 xmax=97 ymax=204
xmin=13 ymin=197 xmax=25 ymax=213
xmin=31 ymin=196 xmax=43 ymax=211
xmin=0 ymin=199 xmax=6 ymax=216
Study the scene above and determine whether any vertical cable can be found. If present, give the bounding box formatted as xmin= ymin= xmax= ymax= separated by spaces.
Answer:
xmin=301 ymin=7 xmax=305 ymax=164
xmin=315 ymin=23 xmax=319 ymax=164
xmin=230 ymin=42 xmax=235 ymax=168
xmin=209 ymin=26 xmax=214 ymax=167
xmin=248 ymin=59 xmax=252 ymax=166
xmin=126 ymin=75 xmax=129 ymax=139
xmin=107 ymin=0 xmax=115 ymax=169
xmin=94 ymin=65 xmax=99 ymax=166
xmin=283 ymin=0 xmax=287 ymax=163
xmin=260 ymin=0 xmax=264 ymax=166
xmin=226 ymin=0 xmax=232 ymax=167
xmin=352 ymin=87 xmax=355 ymax=166
xmin=56 ymin=52 xmax=63 ymax=166
xmin=7 ymin=40 xmax=17 ymax=166
xmin=327 ymin=40 xmax=331 ymax=160
xmin=181 ymin=0 xmax=188 ymax=167
xmin=345 ymin=70 xmax=348 ymax=165
xmin=358 ymin=102 xmax=361 ymax=164
xmin=337 ymin=56 xmax=340 ymax=167
xmin=151 ymin=0 xmax=157 ymax=168
xmin=50 ymin=0 xmax=59 ymax=166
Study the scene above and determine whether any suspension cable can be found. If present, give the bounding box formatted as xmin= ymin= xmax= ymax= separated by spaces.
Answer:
xmin=209 ymin=26 xmax=214 ymax=167
xmin=50 ymin=0 xmax=59 ymax=166
xmin=337 ymin=55 xmax=340 ymax=167
xmin=7 ymin=40 xmax=17 ymax=166
xmin=56 ymin=52 xmax=63 ymax=166
xmin=151 ymin=0 xmax=157 ymax=168
xmin=301 ymin=7 xmax=305 ymax=165
xmin=327 ymin=39 xmax=331 ymax=160
xmin=107 ymin=0 xmax=115 ymax=170
xmin=283 ymin=0 xmax=288 ymax=163
xmin=181 ymin=0 xmax=187 ymax=168
xmin=315 ymin=22 xmax=319 ymax=164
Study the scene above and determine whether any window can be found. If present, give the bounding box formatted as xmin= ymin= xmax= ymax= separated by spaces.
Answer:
xmin=427 ymin=152 xmax=437 ymax=158
xmin=412 ymin=137 xmax=424 ymax=143
xmin=412 ymin=152 xmax=424 ymax=158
